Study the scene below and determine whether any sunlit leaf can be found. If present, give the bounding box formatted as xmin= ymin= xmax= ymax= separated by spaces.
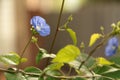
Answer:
xmin=52 ymin=45 xmax=80 ymax=63
xmin=96 ymin=57 xmax=114 ymax=66
xmin=0 ymin=52 xmax=27 ymax=65
xmin=67 ymin=28 xmax=77 ymax=45
xmin=89 ymin=33 xmax=102 ymax=47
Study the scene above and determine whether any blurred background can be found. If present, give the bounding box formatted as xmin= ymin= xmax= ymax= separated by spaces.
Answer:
xmin=0 ymin=0 xmax=120 ymax=71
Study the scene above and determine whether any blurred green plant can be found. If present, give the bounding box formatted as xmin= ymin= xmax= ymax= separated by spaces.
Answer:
xmin=1 ymin=0 xmax=120 ymax=80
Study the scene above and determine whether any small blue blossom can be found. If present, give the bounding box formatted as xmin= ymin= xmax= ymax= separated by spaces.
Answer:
xmin=105 ymin=37 xmax=119 ymax=56
xmin=105 ymin=45 xmax=118 ymax=56
xmin=30 ymin=16 xmax=50 ymax=36
xmin=108 ymin=37 xmax=119 ymax=46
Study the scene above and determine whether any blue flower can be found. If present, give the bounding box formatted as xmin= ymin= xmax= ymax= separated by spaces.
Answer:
xmin=105 ymin=37 xmax=119 ymax=56
xmin=108 ymin=37 xmax=119 ymax=46
xmin=30 ymin=16 xmax=50 ymax=36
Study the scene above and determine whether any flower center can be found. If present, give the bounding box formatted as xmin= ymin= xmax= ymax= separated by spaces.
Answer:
xmin=36 ymin=26 xmax=41 ymax=31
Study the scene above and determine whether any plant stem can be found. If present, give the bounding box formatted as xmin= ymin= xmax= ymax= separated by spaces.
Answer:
xmin=17 ymin=35 xmax=32 ymax=70
xmin=0 ymin=67 xmax=115 ymax=80
xmin=49 ymin=0 xmax=65 ymax=54
xmin=20 ymin=36 xmax=32 ymax=59
xmin=35 ymin=42 xmax=40 ymax=49
xmin=79 ymin=33 xmax=112 ymax=69
xmin=67 ymin=66 xmax=72 ymax=76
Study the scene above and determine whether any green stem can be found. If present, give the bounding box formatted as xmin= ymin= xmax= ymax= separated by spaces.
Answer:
xmin=67 ymin=66 xmax=72 ymax=76
xmin=59 ymin=69 xmax=66 ymax=76
xmin=20 ymin=36 xmax=32 ymax=58
xmin=79 ymin=33 xmax=112 ymax=69
xmin=35 ymin=42 xmax=40 ymax=49
xmin=0 ymin=67 xmax=115 ymax=80
xmin=49 ymin=0 xmax=65 ymax=54
xmin=17 ymin=35 xmax=32 ymax=70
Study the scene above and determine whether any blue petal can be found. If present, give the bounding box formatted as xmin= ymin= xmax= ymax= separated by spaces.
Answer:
xmin=38 ymin=24 xmax=50 ymax=36
xmin=30 ymin=16 xmax=46 ymax=28
xmin=30 ymin=16 xmax=51 ymax=36
xmin=108 ymin=37 xmax=119 ymax=46
xmin=105 ymin=45 xmax=117 ymax=56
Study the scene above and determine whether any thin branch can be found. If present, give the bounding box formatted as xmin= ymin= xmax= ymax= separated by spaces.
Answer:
xmin=35 ymin=42 xmax=40 ymax=49
xmin=79 ymin=33 xmax=112 ymax=69
xmin=0 ymin=67 xmax=115 ymax=80
xmin=49 ymin=0 xmax=65 ymax=54
xmin=17 ymin=35 xmax=33 ymax=70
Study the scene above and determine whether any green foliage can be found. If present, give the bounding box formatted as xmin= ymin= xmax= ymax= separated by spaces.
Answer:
xmin=36 ymin=48 xmax=56 ymax=64
xmin=67 ymin=28 xmax=77 ymax=45
xmin=101 ymin=70 xmax=120 ymax=79
xmin=89 ymin=33 xmax=102 ymax=47
xmin=1 ymin=1 xmax=120 ymax=80
xmin=0 ymin=52 xmax=27 ymax=65
xmin=47 ymin=63 xmax=64 ymax=70
xmin=73 ymin=77 xmax=86 ymax=80
xmin=46 ymin=70 xmax=61 ymax=76
xmin=52 ymin=45 xmax=80 ymax=63
xmin=46 ymin=76 xmax=58 ymax=80
xmin=96 ymin=57 xmax=114 ymax=66
xmin=24 ymin=66 xmax=42 ymax=79
xmin=24 ymin=66 xmax=42 ymax=74
xmin=5 ymin=72 xmax=26 ymax=80
xmin=110 ymin=56 xmax=120 ymax=65
xmin=36 ymin=49 xmax=44 ymax=64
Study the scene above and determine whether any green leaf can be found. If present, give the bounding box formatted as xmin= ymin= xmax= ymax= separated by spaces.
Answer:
xmin=67 ymin=28 xmax=77 ymax=45
xmin=96 ymin=57 xmax=114 ymax=66
xmin=93 ymin=65 xmax=120 ymax=79
xmin=110 ymin=56 xmax=120 ymax=65
xmin=69 ymin=60 xmax=92 ymax=75
xmin=77 ymin=53 xmax=95 ymax=68
xmin=4 ymin=72 xmax=26 ymax=80
xmin=73 ymin=77 xmax=86 ymax=80
xmin=0 ymin=52 xmax=27 ymax=65
xmin=89 ymin=33 xmax=102 ymax=47
xmin=46 ymin=70 xmax=61 ymax=76
xmin=48 ymin=63 xmax=64 ymax=70
xmin=101 ymin=70 xmax=120 ymax=79
xmin=24 ymin=66 xmax=42 ymax=74
xmin=38 ymin=77 xmax=44 ymax=80
xmin=46 ymin=76 xmax=58 ymax=80
xmin=93 ymin=66 xmax=112 ymax=74
xmin=36 ymin=48 xmax=56 ymax=64
xmin=98 ymin=77 xmax=113 ymax=80
xmin=36 ymin=50 xmax=44 ymax=64
xmin=52 ymin=45 xmax=80 ymax=63
xmin=68 ymin=53 xmax=95 ymax=70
